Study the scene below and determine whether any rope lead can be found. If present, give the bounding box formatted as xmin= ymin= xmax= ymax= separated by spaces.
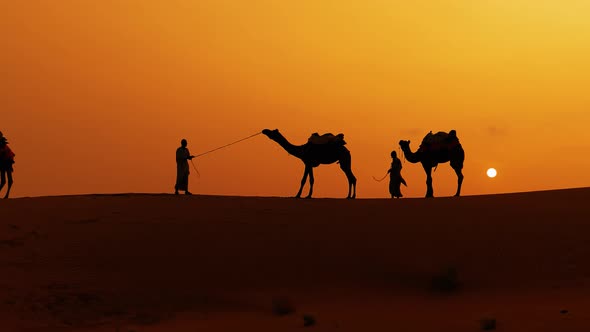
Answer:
xmin=194 ymin=131 xmax=263 ymax=158
xmin=189 ymin=131 xmax=263 ymax=178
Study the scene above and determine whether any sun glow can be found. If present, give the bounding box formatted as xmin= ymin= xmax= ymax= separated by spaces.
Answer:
xmin=487 ymin=168 xmax=497 ymax=178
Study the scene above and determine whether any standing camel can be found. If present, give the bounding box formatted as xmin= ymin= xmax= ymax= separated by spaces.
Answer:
xmin=399 ymin=130 xmax=464 ymax=198
xmin=262 ymin=129 xmax=357 ymax=199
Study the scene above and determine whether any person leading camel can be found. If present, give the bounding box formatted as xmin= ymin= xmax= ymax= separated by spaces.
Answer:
xmin=388 ymin=150 xmax=406 ymax=198
xmin=175 ymin=139 xmax=195 ymax=195
xmin=0 ymin=131 xmax=15 ymax=199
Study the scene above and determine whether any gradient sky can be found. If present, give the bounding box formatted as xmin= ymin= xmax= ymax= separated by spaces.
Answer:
xmin=3 ymin=1 xmax=590 ymax=198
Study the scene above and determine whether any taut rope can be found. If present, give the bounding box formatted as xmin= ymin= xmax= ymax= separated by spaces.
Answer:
xmin=189 ymin=131 xmax=263 ymax=178
xmin=194 ymin=131 xmax=262 ymax=158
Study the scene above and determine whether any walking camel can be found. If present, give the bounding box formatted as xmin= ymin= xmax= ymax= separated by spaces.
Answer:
xmin=262 ymin=129 xmax=357 ymax=199
xmin=399 ymin=130 xmax=464 ymax=198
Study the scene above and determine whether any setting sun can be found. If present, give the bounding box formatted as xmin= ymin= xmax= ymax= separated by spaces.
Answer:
xmin=487 ymin=168 xmax=498 ymax=178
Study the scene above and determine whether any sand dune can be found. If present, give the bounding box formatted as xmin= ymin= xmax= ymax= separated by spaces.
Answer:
xmin=1 ymin=188 xmax=590 ymax=331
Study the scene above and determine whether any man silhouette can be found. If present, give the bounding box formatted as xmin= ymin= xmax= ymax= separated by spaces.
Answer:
xmin=175 ymin=139 xmax=195 ymax=195
xmin=0 ymin=131 xmax=15 ymax=199
xmin=388 ymin=150 xmax=406 ymax=198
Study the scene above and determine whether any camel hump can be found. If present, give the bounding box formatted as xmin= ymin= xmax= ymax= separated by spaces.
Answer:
xmin=422 ymin=131 xmax=448 ymax=144
xmin=420 ymin=130 xmax=460 ymax=151
xmin=307 ymin=132 xmax=346 ymax=145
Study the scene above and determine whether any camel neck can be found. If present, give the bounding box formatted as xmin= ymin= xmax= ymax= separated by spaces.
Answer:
xmin=401 ymin=145 xmax=421 ymax=163
xmin=273 ymin=134 xmax=304 ymax=158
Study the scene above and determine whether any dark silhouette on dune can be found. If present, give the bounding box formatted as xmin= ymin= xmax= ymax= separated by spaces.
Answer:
xmin=262 ymin=129 xmax=357 ymax=199
xmin=175 ymin=139 xmax=195 ymax=195
xmin=399 ymin=130 xmax=464 ymax=197
xmin=388 ymin=150 xmax=406 ymax=198
xmin=0 ymin=131 xmax=15 ymax=199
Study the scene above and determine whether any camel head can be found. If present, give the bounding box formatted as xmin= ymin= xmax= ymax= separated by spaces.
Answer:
xmin=262 ymin=129 xmax=281 ymax=141
xmin=399 ymin=139 xmax=423 ymax=163
xmin=399 ymin=140 xmax=411 ymax=151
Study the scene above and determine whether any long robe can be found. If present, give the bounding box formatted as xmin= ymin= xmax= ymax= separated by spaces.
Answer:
xmin=388 ymin=157 xmax=404 ymax=198
xmin=175 ymin=146 xmax=191 ymax=191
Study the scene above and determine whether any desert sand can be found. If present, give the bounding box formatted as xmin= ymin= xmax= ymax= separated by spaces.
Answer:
xmin=1 ymin=188 xmax=590 ymax=331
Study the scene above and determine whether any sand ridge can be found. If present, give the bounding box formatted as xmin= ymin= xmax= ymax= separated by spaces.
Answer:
xmin=1 ymin=188 xmax=589 ymax=331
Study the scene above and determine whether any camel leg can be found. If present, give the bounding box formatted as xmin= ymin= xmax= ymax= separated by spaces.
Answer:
xmin=339 ymin=163 xmax=356 ymax=199
xmin=423 ymin=164 xmax=434 ymax=198
xmin=4 ymin=171 xmax=12 ymax=199
xmin=295 ymin=165 xmax=310 ymax=198
xmin=453 ymin=166 xmax=463 ymax=197
xmin=305 ymin=167 xmax=314 ymax=199
xmin=349 ymin=170 xmax=357 ymax=199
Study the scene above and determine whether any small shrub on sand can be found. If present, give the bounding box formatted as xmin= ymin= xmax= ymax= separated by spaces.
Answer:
xmin=303 ymin=314 xmax=316 ymax=327
xmin=430 ymin=267 xmax=461 ymax=293
xmin=480 ymin=317 xmax=496 ymax=330
xmin=272 ymin=296 xmax=295 ymax=316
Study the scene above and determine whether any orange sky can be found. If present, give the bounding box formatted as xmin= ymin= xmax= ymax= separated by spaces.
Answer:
xmin=2 ymin=1 xmax=590 ymax=198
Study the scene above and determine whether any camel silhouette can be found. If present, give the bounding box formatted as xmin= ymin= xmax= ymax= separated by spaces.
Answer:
xmin=399 ymin=130 xmax=464 ymax=198
xmin=262 ymin=129 xmax=357 ymax=199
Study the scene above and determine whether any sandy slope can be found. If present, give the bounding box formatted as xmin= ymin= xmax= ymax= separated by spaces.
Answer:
xmin=1 ymin=188 xmax=590 ymax=331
